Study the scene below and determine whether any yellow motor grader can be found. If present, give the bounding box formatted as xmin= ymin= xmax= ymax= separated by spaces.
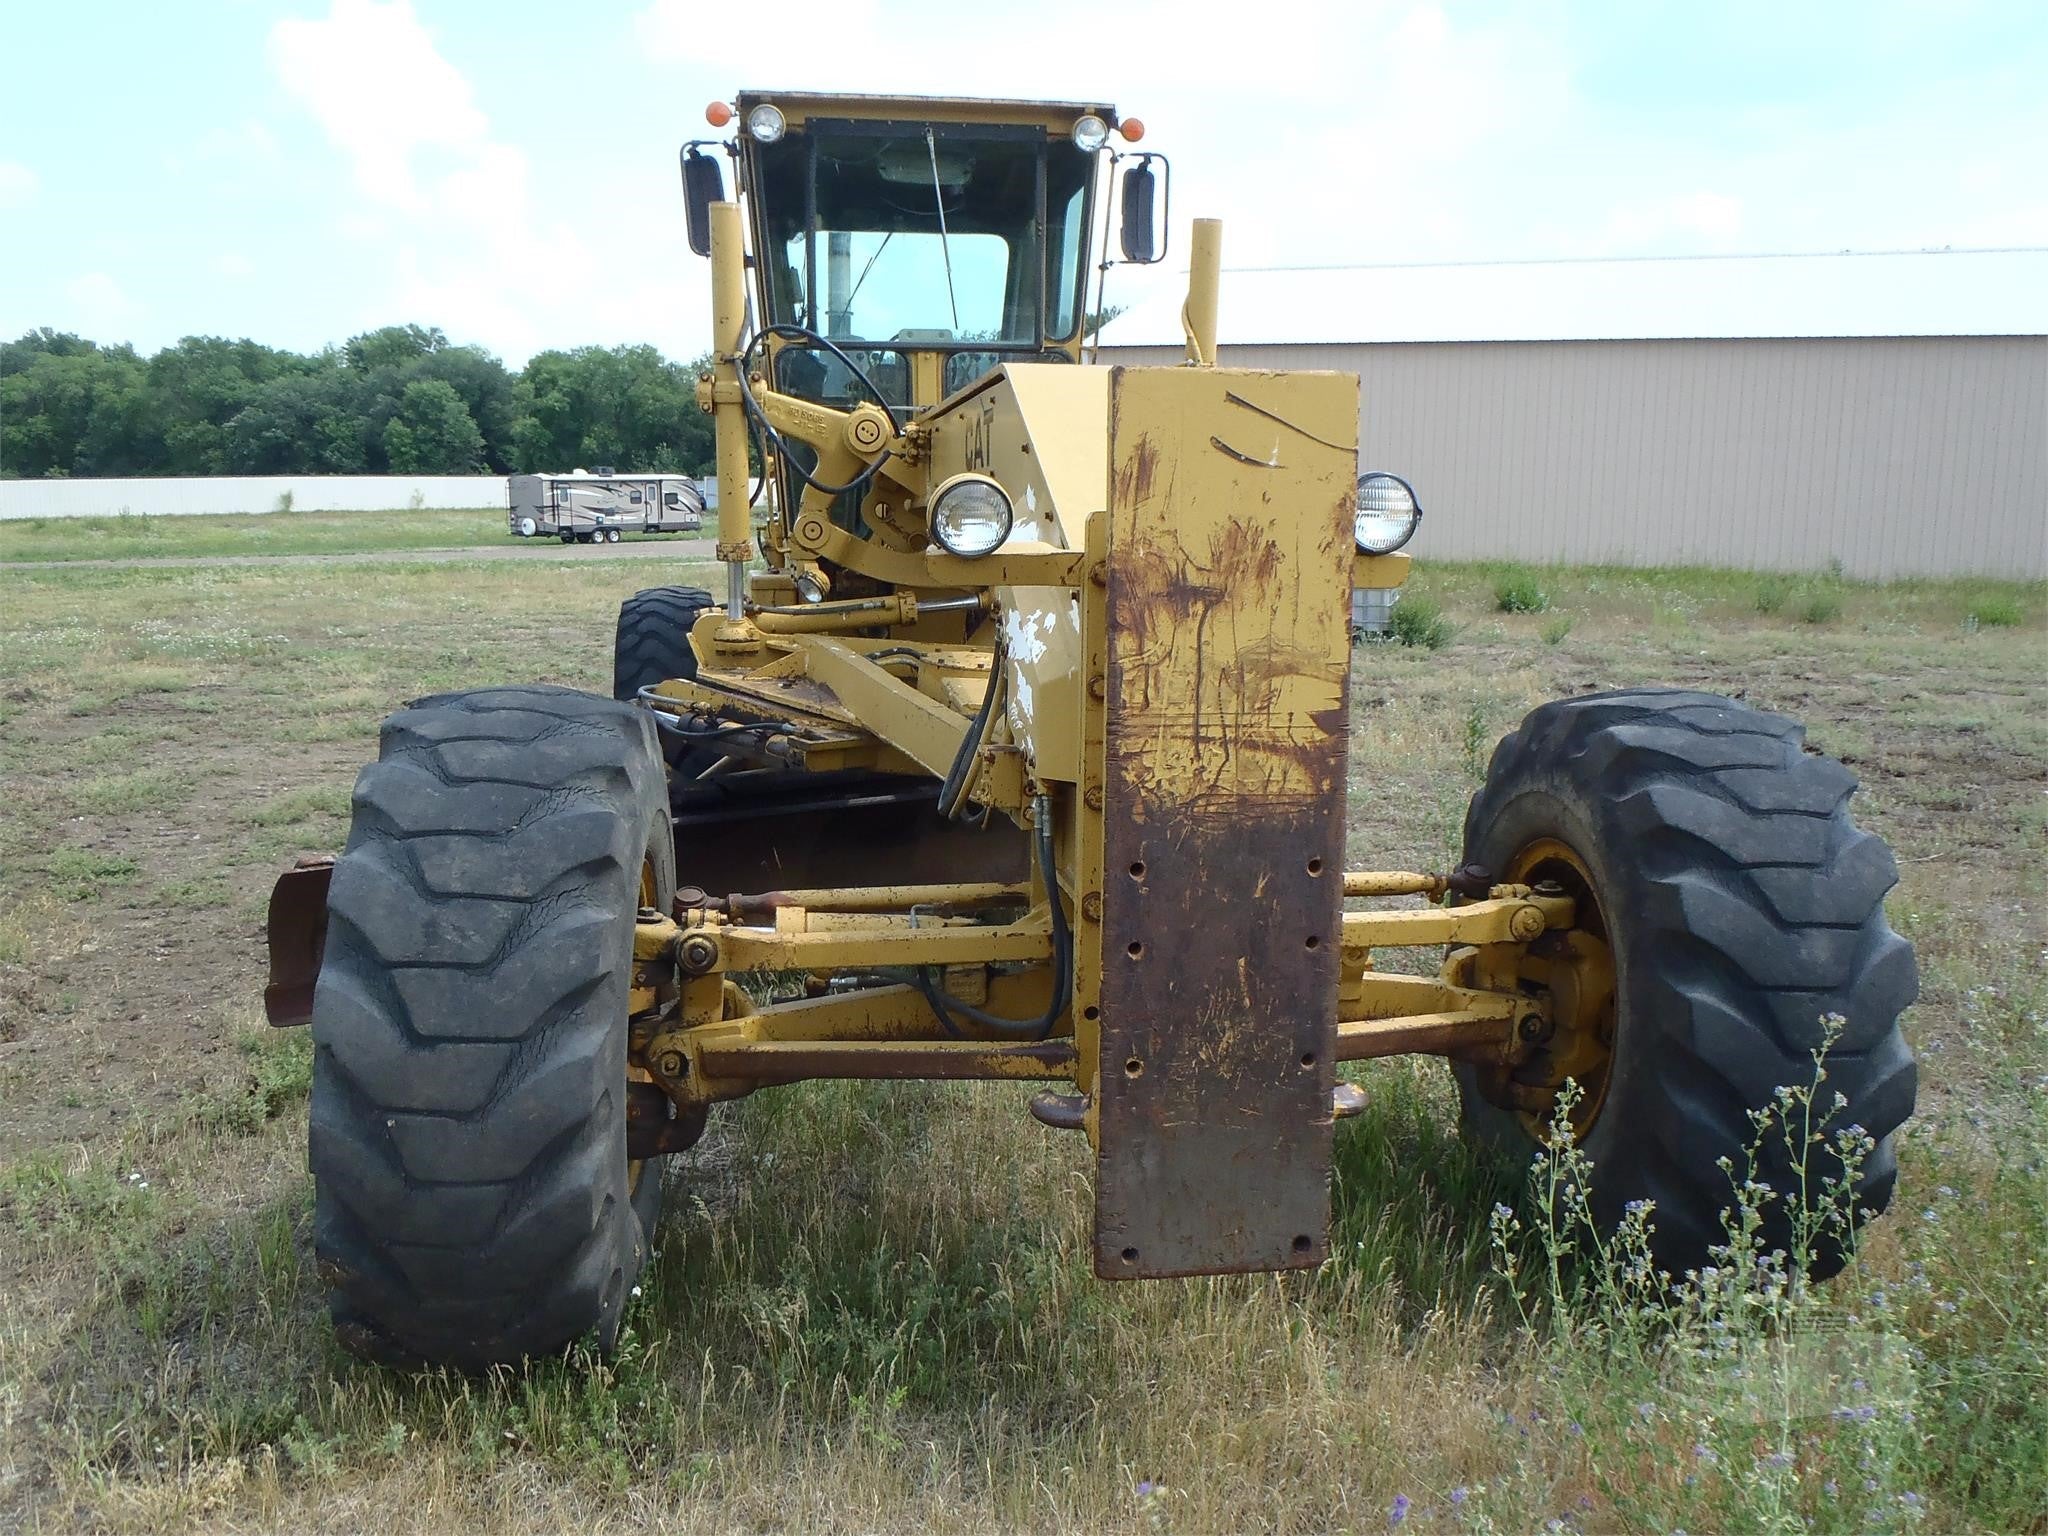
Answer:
xmin=265 ymin=90 xmax=1917 ymax=1369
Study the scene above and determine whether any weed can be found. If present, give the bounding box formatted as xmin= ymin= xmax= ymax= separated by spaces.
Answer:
xmin=274 ymin=490 xmax=295 ymax=514
xmin=1494 ymin=570 xmax=1551 ymax=613
xmin=1801 ymin=590 xmax=1843 ymax=624
xmin=1966 ymin=594 xmax=2022 ymax=628
xmin=1755 ymin=577 xmax=1791 ymax=614
xmin=191 ymin=1031 xmax=313 ymax=1134
xmin=1540 ymin=614 xmax=1574 ymax=646
xmin=1461 ymin=700 xmax=1496 ymax=780
xmin=1389 ymin=595 xmax=1455 ymax=650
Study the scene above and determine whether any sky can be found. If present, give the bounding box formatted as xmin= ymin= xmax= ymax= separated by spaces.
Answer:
xmin=1 ymin=0 xmax=2044 ymax=366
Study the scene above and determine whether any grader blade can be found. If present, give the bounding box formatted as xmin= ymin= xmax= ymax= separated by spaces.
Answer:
xmin=1091 ymin=365 xmax=1358 ymax=1277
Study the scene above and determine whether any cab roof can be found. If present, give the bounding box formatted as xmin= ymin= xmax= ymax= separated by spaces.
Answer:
xmin=734 ymin=89 xmax=1118 ymax=134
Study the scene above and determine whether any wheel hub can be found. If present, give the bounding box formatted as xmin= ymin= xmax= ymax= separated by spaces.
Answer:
xmin=1501 ymin=837 xmax=1617 ymax=1139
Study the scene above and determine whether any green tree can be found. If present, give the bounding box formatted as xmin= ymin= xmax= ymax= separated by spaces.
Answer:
xmin=407 ymin=344 xmax=519 ymax=471
xmin=223 ymin=372 xmax=370 ymax=474
xmin=344 ymin=323 xmax=448 ymax=375
xmin=509 ymin=343 xmax=710 ymax=474
xmin=381 ymin=378 xmax=485 ymax=473
xmin=0 ymin=344 xmax=154 ymax=477
xmin=147 ymin=335 xmax=319 ymax=474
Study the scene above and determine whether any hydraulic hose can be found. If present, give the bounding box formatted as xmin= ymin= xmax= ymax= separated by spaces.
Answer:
xmin=913 ymin=793 xmax=1071 ymax=1041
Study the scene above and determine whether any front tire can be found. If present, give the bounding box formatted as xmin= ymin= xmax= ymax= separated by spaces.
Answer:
xmin=309 ymin=685 xmax=673 ymax=1368
xmin=1457 ymin=688 xmax=1917 ymax=1279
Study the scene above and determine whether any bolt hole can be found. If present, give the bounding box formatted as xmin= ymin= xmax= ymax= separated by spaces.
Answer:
xmin=1304 ymin=934 xmax=1320 ymax=950
xmin=1128 ymin=860 xmax=1146 ymax=880
xmin=1121 ymin=1246 xmax=1139 ymax=1264
xmin=1083 ymin=1005 xmax=1099 ymax=1020
xmin=1306 ymin=858 xmax=1323 ymax=876
xmin=1292 ymin=1233 xmax=1313 ymax=1255
xmin=1127 ymin=940 xmax=1144 ymax=959
xmin=1124 ymin=1056 xmax=1144 ymax=1078
xmin=1300 ymin=1051 xmax=1317 ymax=1068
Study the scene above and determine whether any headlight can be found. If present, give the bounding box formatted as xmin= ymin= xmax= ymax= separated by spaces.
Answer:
xmin=746 ymin=103 xmax=786 ymax=144
xmin=1071 ymin=114 xmax=1110 ymax=152
xmin=1355 ymin=470 xmax=1422 ymax=555
xmin=929 ymin=473 xmax=1014 ymax=558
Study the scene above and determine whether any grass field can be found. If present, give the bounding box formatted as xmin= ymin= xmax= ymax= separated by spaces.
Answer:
xmin=0 ymin=539 xmax=2042 ymax=1533
xmin=0 ymin=507 xmax=520 ymax=562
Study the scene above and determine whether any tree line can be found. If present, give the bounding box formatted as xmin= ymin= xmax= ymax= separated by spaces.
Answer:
xmin=0 ymin=324 xmax=717 ymax=480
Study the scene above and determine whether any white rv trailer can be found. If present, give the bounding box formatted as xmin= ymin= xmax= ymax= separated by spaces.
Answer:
xmin=507 ymin=471 xmax=706 ymax=543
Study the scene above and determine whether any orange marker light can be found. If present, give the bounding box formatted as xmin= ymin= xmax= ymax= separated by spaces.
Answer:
xmin=706 ymin=101 xmax=734 ymax=128
xmin=1120 ymin=117 xmax=1145 ymax=143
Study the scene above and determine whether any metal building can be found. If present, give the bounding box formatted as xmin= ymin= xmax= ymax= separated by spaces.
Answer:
xmin=1096 ymin=248 xmax=2048 ymax=580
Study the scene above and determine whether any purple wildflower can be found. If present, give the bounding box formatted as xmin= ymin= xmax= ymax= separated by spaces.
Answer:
xmin=1390 ymin=1493 xmax=1411 ymax=1526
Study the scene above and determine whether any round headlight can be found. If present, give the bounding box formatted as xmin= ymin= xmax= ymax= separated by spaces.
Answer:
xmin=1355 ymin=470 xmax=1422 ymax=555
xmin=929 ymin=473 xmax=1014 ymax=558
xmin=746 ymin=103 xmax=786 ymax=144
xmin=1071 ymin=114 xmax=1111 ymax=152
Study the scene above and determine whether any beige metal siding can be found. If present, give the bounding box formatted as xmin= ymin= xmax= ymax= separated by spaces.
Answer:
xmin=1099 ymin=336 xmax=2047 ymax=579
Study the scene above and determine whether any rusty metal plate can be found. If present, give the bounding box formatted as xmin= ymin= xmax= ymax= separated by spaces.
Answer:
xmin=1093 ymin=366 xmax=1356 ymax=1278
xmin=264 ymin=856 xmax=334 ymax=1026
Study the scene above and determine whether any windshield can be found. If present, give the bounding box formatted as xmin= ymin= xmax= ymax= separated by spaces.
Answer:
xmin=754 ymin=121 xmax=1095 ymax=346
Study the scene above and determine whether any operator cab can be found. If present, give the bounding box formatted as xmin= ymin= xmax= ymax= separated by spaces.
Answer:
xmin=684 ymin=92 xmax=1163 ymax=420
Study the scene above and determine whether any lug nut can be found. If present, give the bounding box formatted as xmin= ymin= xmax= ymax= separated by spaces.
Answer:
xmin=677 ymin=933 xmax=720 ymax=975
xmin=656 ymin=1049 xmax=687 ymax=1079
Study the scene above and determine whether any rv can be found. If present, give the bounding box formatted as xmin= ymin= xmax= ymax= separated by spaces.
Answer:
xmin=507 ymin=472 xmax=706 ymax=543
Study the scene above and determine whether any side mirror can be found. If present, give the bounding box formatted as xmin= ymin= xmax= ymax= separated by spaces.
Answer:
xmin=681 ymin=145 xmax=726 ymax=258
xmin=1119 ymin=155 xmax=1169 ymax=264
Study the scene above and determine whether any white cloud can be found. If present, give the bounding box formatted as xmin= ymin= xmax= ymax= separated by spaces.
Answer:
xmin=267 ymin=0 xmax=679 ymax=360
xmin=0 ymin=160 xmax=38 ymax=209
xmin=65 ymin=273 xmax=139 ymax=335
xmin=1596 ymin=191 xmax=1746 ymax=251
xmin=269 ymin=0 xmax=489 ymax=210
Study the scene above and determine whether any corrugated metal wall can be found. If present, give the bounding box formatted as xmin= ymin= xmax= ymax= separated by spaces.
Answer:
xmin=1100 ymin=335 xmax=2047 ymax=579
xmin=0 ymin=475 xmax=509 ymax=521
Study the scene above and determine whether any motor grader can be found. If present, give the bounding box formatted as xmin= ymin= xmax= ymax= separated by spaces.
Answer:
xmin=265 ymin=90 xmax=1918 ymax=1369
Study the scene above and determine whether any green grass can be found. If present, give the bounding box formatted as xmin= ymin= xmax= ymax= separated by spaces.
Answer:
xmin=44 ymin=846 xmax=141 ymax=898
xmin=0 ymin=506 xmax=514 ymax=562
xmin=0 ymin=553 xmax=2042 ymax=1532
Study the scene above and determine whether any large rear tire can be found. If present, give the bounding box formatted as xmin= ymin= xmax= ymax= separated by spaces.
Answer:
xmin=309 ymin=685 xmax=673 ymax=1368
xmin=1456 ymin=688 xmax=1917 ymax=1279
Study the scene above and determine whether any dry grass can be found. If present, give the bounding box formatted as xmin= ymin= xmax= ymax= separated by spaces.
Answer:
xmin=0 ymin=548 xmax=2042 ymax=1532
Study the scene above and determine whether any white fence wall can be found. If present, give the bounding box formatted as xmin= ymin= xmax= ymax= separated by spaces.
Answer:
xmin=0 ymin=475 xmax=509 ymax=521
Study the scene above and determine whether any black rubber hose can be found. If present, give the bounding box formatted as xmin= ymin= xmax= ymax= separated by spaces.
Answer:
xmin=734 ymin=322 xmax=899 ymax=498
xmin=914 ymin=795 xmax=1070 ymax=1041
xmin=936 ymin=639 xmax=1005 ymax=821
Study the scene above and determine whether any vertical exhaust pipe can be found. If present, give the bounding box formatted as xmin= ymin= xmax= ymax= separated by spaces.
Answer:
xmin=1182 ymin=217 xmax=1222 ymax=368
xmin=708 ymin=200 xmax=753 ymax=626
